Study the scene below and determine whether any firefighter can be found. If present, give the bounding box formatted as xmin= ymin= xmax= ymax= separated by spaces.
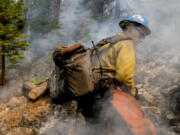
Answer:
xmin=25 ymin=14 xmax=154 ymax=134
xmin=27 ymin=14 xmax=151 ymax=103
xmin=90 ymin=14 xmax=151 ymax=98
xmin=78 ymin=14 xmax=151 ymax=119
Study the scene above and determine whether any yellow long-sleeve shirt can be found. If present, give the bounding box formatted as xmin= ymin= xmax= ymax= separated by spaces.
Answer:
xmin=91 ymin=32 xmax=136 ymax=96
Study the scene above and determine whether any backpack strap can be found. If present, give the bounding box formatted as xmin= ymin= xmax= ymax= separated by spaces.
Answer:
xmin=90 ymin=33 xmax=131 ymax=83
xmin=94 ymin=33 xmax=130 ymax=48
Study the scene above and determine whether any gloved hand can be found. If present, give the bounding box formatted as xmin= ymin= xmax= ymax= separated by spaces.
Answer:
xmin=130 ymin=87 xmax=139 ymax=99
xmin=134 ymin=87 xmax=139 ymax=99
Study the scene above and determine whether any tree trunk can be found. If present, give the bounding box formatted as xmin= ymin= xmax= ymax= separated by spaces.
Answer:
xmin=1 ymin=45 xmax=5 ymax=86
xmin=25 ymin=0 xmax=33 ymax=39
xmin=115 ymin=0 xmax=120 ymax=18
xmin=103 ymin=1 xmax=108 ymax=20
xmin=53 ymin=0 xmax=61 ymax=25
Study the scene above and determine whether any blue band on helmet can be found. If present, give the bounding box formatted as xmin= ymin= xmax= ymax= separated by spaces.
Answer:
xmin=119 ymin=14 xmax=151 ymax=35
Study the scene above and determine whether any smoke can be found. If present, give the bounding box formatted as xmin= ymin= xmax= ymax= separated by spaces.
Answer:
xmin=130 ymin=1 xmax=180 ymax=134
xmin=0 ymin=80 xmax=23 ymax=102
xmin=51 ymin=0 xmax=180 ymax=134
xmin=1 ymin=0 xmax=180 ymax=134
xmin=26 ymin=0 xmax=180 ymax=60
xmin=39 ymin=96 xmax=140 ymax=135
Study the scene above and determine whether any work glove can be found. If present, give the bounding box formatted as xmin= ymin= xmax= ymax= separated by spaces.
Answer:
xmin=130 ymin=87 xmax=139 ymax=99
xmin=134 ymin=87 xmax=139 ymax=99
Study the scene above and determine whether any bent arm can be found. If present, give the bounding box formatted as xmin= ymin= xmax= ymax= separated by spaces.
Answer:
xmin=115 ymin=41 xmax=136 ymax=96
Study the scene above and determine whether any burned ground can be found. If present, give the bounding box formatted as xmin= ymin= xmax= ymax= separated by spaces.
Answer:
xmin=0 ymin=46 xmax=180 ymax=135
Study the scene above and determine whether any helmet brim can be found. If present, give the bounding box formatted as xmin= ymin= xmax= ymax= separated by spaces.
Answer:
xmin=119 ymin=20 xmax=151 ymax=35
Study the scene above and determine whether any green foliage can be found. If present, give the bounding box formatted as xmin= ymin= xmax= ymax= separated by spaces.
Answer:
xmin=81 ymin=0 xmax=105 ymax=20
xmin=30 ymin=77 xmax=49 ymax=85
xmin=26 ymin=0 xmax=58 ymax=36
xmin=81 ymin=0 xmax=115 ymax=20
xmin=0 ymin=0 xmax=29 ymax=65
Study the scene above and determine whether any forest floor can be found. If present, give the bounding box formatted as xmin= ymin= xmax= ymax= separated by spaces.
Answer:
xmin=0 ymin=47 xmax=179 ymax=135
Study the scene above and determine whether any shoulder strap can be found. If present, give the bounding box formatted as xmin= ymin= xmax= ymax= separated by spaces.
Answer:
xmin=91 ymin=33 xmax=130 ymax=80
xmin=94 ymin=34 xmax=130 ymax=48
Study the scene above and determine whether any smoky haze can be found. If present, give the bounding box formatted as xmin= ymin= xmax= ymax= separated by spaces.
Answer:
xmin=28 ymin=0 xmax=180 ymax=55
xmin=1 ymin=0 xmax=180 ymax=134
xmin=38 ymin=0 xmax=180 ymax=135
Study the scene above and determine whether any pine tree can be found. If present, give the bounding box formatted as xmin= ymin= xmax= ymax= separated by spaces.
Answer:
xmin=0 ymin=0 xmax=29 ymax=86
xmin=30 ymin=0 xmax=58 ymax=37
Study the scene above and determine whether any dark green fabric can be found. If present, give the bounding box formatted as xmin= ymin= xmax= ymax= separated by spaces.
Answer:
xmin=50 ymin=45 xmax=95 ymax=100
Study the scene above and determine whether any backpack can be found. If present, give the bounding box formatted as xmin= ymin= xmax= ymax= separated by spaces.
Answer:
xmin=50 ymin=34 xmax=130 ymax=101
xmin=50 ymin=43 xmax=95 ymax=101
